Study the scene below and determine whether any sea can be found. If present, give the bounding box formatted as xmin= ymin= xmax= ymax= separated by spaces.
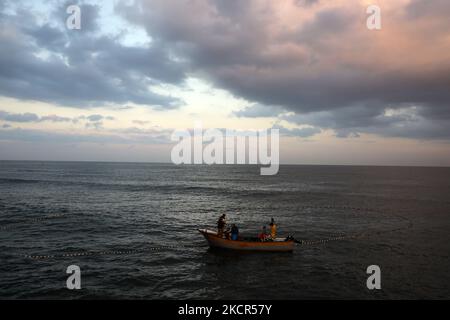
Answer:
xmin=0 ymin=161 xmax=449 ymax=299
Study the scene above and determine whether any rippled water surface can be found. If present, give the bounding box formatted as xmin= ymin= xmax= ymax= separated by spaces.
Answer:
xmin=0 ymin=161 xmax=449 ymax=299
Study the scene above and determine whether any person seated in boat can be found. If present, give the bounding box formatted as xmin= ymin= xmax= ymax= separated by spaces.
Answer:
xmin=258 ymin=226 xmax=269 ymax=241
xmin=269 ymin=218 xmax=277 ymax=239
xmin=217 ymin=214 xmax=226 ymax=237
xmin=224 ymin=227 xmax=231 ymax=240
xmin=231 ymin=224 xmax=239 ymax=240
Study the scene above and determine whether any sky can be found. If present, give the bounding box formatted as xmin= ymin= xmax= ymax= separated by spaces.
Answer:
xmin=0 ymin=0 xmax=449 ymax=166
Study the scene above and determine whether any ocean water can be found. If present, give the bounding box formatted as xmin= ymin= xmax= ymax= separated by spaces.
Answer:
xmin=0 ymin=161 xmax=449 ymax=299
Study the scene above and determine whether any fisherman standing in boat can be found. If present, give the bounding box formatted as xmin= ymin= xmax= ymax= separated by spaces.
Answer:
xmin=269 ymin=218 xmax=277 ymax=239
xmin=217 ymin=214 xmax=226 ymax=237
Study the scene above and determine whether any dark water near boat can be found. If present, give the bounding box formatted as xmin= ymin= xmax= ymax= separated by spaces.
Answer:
xmin=0 ymin=161 xmax=449 ymax=299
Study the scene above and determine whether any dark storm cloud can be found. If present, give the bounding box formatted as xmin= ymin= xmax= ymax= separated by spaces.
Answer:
xmin=86 ymin=114 xmax=104 ymax=122
xmin=0 ymin=110 xmax=115 ymax=124
xmin=0 ymin=111 xmax=39 ymax=122
xmin=40 ymin=115 xmax=73 ymax=122
xmin=406 ymin=0 xmax=450 ymax=20
xmin=0 ymin=126 xmax=173 ymax=144
xmin=121 ymin=0 xmax=450 ymax=140
xmin=282 ymin=105 xmax=450 ymax=140
xmin=81 ymin=114 xmax=115 ymax=128
xmin=233 ymin=104 xmax=284 ymax=118
xmin=294 ymin=0 xmax=320 ymax=7
xmin=272 ymin=124 xmax=321 ymax=138
xmin=0 ymin=1 xmax=187 ymax=108
xmin=2 ymin=0 xmax=450 ymax=141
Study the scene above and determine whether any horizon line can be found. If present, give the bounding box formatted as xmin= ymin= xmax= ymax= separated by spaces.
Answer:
xmin=0 ymin=159 xmax=449 ymax=168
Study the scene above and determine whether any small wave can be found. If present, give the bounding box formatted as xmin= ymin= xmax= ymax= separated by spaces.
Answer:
xmin=0 ymin=178 xmax=42 ymax=184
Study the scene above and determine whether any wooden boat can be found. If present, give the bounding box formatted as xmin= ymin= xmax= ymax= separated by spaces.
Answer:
xmin=198 ymin=229 xmax=295 ymax=252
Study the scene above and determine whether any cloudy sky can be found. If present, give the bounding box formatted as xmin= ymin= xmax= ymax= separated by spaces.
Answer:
xmin=0 ymin=0 xmax=449 ymax=165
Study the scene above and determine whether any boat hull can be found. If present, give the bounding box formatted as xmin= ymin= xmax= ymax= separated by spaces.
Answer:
xmin=198 ymin=229 xmax=294 ymax=252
